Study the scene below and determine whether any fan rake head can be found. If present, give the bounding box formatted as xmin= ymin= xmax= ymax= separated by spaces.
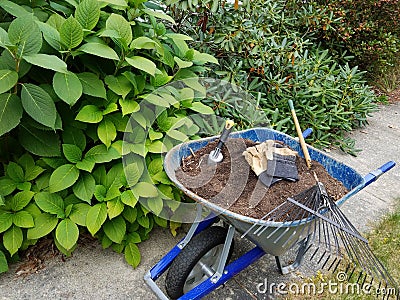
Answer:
xmin=242 ymin=179 xmax=399 ymax=299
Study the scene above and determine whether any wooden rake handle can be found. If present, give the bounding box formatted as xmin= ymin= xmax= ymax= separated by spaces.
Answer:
xmin=288 ymin=100 xmax=312 ymax=169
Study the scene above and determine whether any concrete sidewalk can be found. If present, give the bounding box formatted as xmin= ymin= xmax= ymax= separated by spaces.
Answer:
xmin=0 ymin=103 xmax=399 ymax=300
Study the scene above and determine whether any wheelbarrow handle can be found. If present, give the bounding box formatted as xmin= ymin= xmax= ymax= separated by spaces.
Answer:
xmin=363 ymin=161 xmax=396 ymax=187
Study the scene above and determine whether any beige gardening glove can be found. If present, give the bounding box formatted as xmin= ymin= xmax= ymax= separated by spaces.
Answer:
xmin=242 ymin=140 xmax=298 ymax=176
xmin=242 ymin=140 xmax=274 ymax=176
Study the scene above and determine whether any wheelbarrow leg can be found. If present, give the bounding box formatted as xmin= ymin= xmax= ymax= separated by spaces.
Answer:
xmin=275 ymin=235 xmax=310 ymax=275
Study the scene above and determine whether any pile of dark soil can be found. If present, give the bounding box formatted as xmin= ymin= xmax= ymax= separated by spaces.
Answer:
xmin=175 ymin=138 xmax=348 ymax=219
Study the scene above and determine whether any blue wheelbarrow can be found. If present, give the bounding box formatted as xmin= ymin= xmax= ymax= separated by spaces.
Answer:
xmin=144 ymin=127 xmax=395 ymax=299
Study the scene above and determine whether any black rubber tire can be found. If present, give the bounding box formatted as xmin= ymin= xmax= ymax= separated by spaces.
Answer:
xmin=165 ymin=226 xmax=234 ymax=299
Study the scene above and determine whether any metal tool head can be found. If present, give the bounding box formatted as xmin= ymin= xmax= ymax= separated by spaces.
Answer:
xmin=207 ymin=120 xmax=234 ymax=165
xmin=208 ymin=149 xmax=223 ymax=164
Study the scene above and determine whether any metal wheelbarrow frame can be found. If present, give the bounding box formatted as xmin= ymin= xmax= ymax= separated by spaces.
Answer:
xmin=144 ymin=127 xmax=395 ymax=300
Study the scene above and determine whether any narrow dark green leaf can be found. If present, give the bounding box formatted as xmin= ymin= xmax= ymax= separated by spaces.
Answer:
xmin=21 ymin=84 xmax=57 ymax=129
xmin=0 ymin=93 xmax=22 ymax=136
xmin=19 ymin=124 xmax=61 ymax=157
xmin=23 ymin=54 xmax=68 ymax=74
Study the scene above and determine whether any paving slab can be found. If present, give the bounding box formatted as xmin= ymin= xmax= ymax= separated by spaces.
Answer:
xmin=0 ymin=103 xmax=398 ymax=300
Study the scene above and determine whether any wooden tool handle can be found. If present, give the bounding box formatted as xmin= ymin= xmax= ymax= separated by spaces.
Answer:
xmin=288 ymin=100 xmax=312 ymax=169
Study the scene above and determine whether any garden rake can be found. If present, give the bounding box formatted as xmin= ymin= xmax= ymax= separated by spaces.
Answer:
xmin=242 ymin=174 xmax=399 ymax=298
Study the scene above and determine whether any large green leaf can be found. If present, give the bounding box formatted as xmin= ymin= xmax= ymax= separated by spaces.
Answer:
xmin=75 ymin=159 xmax=95 ymax=172
xmin=106 ymin=13 xmax=132 ymax=46
xmin=86 ymin=203 xmax=107 ymax=235
xmin=46 ymin=13 xmax=66 ymax=31
xmin=104 ymin=75 xmax=132 ymax=99
xmin=147 ymin=197 xmax=163 ymax=215
xmin=0 ymin=93 xmax=22 ymax=136
xmin=75 ymin=0 xmax=100 ymax=30
xmin=18 ymin=124 xmax=61 ymax=157
xmin=56 ymin=219 xmax=79 ymax=251
xmin=100 ymin=0 xmax=128 ymax=7
xmin=34 ymin=192 xmax=65 ymax=217
xmin=60 ymin=16 xmax=83 ymax=49
xmin=10 ymin=191 xmax=34 ymax=211
xmin=12 ymin=211 xmax=34 ymax=228
xmin=119 ymin=98 xmax=139 ymax=116
xmin=72 ymin=173 xmax=95 ymax=203
xmin=3 ymin=225 xmax=23 ymax=256
xmin=131 ymin=182 xmax=158 ymax=198
xmin=125 ymin=56 xmax=157 ymax=76
xmin=0 ymin=250 xmax=8 ymax=273
xmin=0 ymin=177 xmax=16 ymax=196
xmin=84 ymin=144 xmax=120 ymax=163
xmin=53 ymin=71 xmax=83 ymax=105
xmin=107 ymin=198 xmax=124 ymax=219
xmin=0 ymin=27 xmax=10 ymax=48
xmin=0 ymin=70 xmax=18 ymax=94
xmin=8 ymin=17 xmax=42 ymax=57
xmin=37 ymin=21 xmax=62 ymax=51
xmin=190 ymin=102 xmax=214 ymax=114
xmin=77 ymin=72 xmax=106 ymax=99
xmin=27 ymin=213 xmax=58 ymax=239
xmin=124 ymin=162 xmax=141 ymax=187
xmin=0 ymin=212 xmax=13 ymax=233
xmin=49 ymin=164 xmax=80 ymax=193
xmin=21 ymin=83 xmax=57 ymax=129
xmin=103 ymin=215 xmax=125 ymax=243
xmin=69 ymin=203 xmax=90 ymax=226
xmin=130 ymin=37 xmax=158 ymax=50
xmin=97 ymin=119 xmax=117 ymax=148
xmin=0 ymin=0 xmax=30 ymax=18
xmin=23 ymin=54 xmax=68 ymax=74
xmin=62 ymin=144 xmax=82 ymax=163
xmin=124 ymin=242 xmax=140 ymax=267
xmin=78 ymin=43 xmax=119 ymax=60
xmin=120 ymin=190 xmax=138 ymax=208
xmin=75 ymin=105 xmax=103 ymax=123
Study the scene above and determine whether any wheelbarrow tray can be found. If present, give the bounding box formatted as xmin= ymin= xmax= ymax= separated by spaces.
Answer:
xmin=164 ymin=127 xmax=364 ymax=256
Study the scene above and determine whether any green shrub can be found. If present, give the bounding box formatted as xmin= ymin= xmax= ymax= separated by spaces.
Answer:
xmin=164 ymin=0 xmax=380 ymax=153
xmin=0 ymin=0 xmax=218 ymax=272
xmin=299 ymin=0 xmax=400 ymax=75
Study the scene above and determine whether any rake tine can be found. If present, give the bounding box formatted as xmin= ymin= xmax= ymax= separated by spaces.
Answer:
xmin=327 ymin=257 xmax=338 ymax=272
xmin=279 ymin=201 xmax=317 ymax=248
xmin=317 ymin=250 xmax=327 ymax=265
xmin=347 ymin=266 xmax=356 ymax=281
xmin=331 ymin=258 xmax=342 ymax=274
xmin=321 ymin=254 xmax=331 ymax=270
xmin=356 ymin=271 xmax=363 ymax=284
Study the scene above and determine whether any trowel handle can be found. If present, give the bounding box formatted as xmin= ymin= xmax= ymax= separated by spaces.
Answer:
xmin=216 ymin=120 xmax=234 ymax=149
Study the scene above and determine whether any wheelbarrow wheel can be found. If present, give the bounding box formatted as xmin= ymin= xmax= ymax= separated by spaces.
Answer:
xmin=165 ymin=226 xmax=234 ymax=299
